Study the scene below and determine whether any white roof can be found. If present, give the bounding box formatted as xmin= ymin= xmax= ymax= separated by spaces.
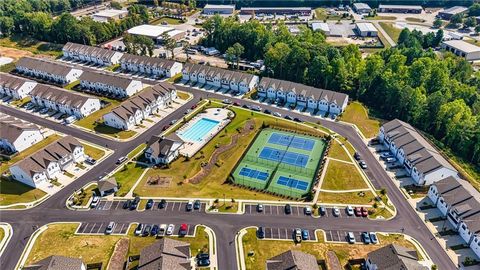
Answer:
xmin=356 ymin=22 xmax=377 ymax=32
xmin=93 ymin=9 xmax=128 ymax=18
xmin=353 ymin=3 xmax=371 ymax=9
xmin=311 ymin=22 xmax=330 ymax=32
xmin=165 ymin=29 xmax=185 ymax=38
xmin=127 ymin=24 xmax=174 ymax=39
xmin=441 ymin=6 xmax=468 ymax=15
xmin=443 ymin=40 xmax=480 ymax=53
xmin=379 ymin=4 xmax=423 ymax=10
xmin=204 ymin=4 xmax=235 ymax=9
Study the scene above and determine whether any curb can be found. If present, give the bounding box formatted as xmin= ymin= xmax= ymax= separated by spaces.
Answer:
xmin=0 ymin=223 xmax=13 ymax=258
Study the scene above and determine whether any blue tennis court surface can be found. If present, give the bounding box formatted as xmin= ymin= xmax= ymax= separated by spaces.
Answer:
xmin=259 ymin=147 xmax=308 ymax=167
xmin=277 ymin=176 xmax=309 ymax=191
xmin=239 ymin=167 xmax=269 ymax=181
xmin=268 ymin=133 xmax=315 ymax=151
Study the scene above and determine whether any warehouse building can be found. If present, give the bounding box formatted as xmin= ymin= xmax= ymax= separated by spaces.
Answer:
xmin=240 ymin=7 xmax=312 ymax=17
xmin=442 ymin=40 xmax=480 ymax=62
xmin=352 ymin=3 xmax=372 ymax=14
xmin=127 ymin=24 xmax=185 ymax=44
xmin=92 ymin=9 xmax=129 ymax=22
xmin=355 ymin=22 xmax=378 ymax=37
xmin=202 ymin=4 xmax=235 ymax=15
xmin=378 ymin=4 xmax=423 ymax=14
xmin=438 ymin=6 xmax=468 ymax=20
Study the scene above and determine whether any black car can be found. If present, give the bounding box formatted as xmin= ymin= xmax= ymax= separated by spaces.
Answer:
xmin=151 ymin=224 xmax=159 ymax=236
xmin=319 ymin=206 xmax=326 ymax=216
xmin=146 ymin=199 xmax=154 ymax=210
xmin=194 ymin=200 xmax=201 ymax=210
xmin=257 ymin=226 xmax=265 ymax=239
xmin=197 ymin=259 xmax=210 ymax=267
xmin=293 ymin=117 xmax=302 ymax=123
xmin=130 ymin=198 xmax=139 ymax=210
xmin=264 ymin=109 xmax=271 ymax=114
xmin=242 ymin=104 xmax=250 ymax=109
xmin=158 ymin=199 xmax=167 ymax=209
xmin=284 ymin=115 xmax=293 ymax=120
xmin=142 ymin=225 xmax=151 ymax=237
xmin=285 ymin=204 xmax=292 ymax=214
xmin=197 ymin=253 xmax=210 ymax=260
xmin=123 ymin=200 xmax=132 ymax=209
xmin=354 ymin=152 xmax=361 ymax=160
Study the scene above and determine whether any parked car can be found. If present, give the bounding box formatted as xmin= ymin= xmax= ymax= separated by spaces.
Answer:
xmin=170 ymin=119 xmax=178 ymax=125
xmin=369 ymin=232 xmax=378 ymax=244
xmin=333 ymin=207 xmax=340 ymax=217
xmin=146 ymin=199 xmax=154 ymax=210
xmin=116 ymin=156 xmax=127 ymax=164
xmin=222 ymin=99 xmax=232 ymax=104
xmin=361 ymin=207 xmax=369 ymax=217
xmin=191 ymin=104 xmax=197 ymax=110
xmin=319 ymin=206 xmax=326 ymax=216
xmin=134 ymin=224 xmax=144 ymax=236
xmin=257 ymin=203 xmax=264 ymax=212
xmin=380 ymin=152 xmax=393 ymax=159
xmin=250 ymin=105 xmax=262 ymax=111
xmin=123 ymin=200 xmax=132 ymax=209
xmin=142 ymin=225 xmax=151 ymax=237
xmin=346 ymin=205 xmax=354 ymax=216
xmin=162 ymin=125 xmax=170 ymax=131
xmin=257 ymin=226 xmax=265 ymax=239
xmin=284 ymin=115 xmax=293 ymax=120
xmin=105 ymin=222 xmax=115 ymax=234
xmin=233 ymin=102 xmax=241 ymax=106
xmin=347 ymin=232 xmax=356 ymax=244
xmin=194 ymin=200 xmax=201 ymax=210
xmin=179 ymin=223 xmax=188 ymax=235
xmin=242 ymin=104 xmax=250 ymax=109
xmin=158 ymin=199 xmax=167 ymax=209
xmin=85 ymin=156 xmax=97 ymax=165
xmin=301 ymin=229 xmax=309 ymax=240
xmin=293 ymin=117 xmax=302 ymax=123
xmin=273 ymin=112 xmax=282 ymax=117
xmin=354 ymin=152 xmax=361 ymax=160
xmin=359 ymin=160 xmax=367 ymax=169
xmin=184 ymin=109 xmax=192 ymax=115
xmin=385 ymin=157 xmax=396 ymax=163
xmin=151 ymin=224 xmax=159 ymax=236
xmin=166 ymin=224 xmax=175 ymax=235
xmin=294 ymin=228 xmax=302 ymax=243
xmin=158 ymin=224 xmax=167 ymax=236
xmin=264 ymin=109 xmax=271 ymax=114
xmin=354 ymin=207 xmax=362 ymax=217
xmin=362 ymin=232 xmax=371 ymax=244
xmin=90 ymin=196 xmax=99 ymax=208
xmin=197 ymin=258 xmax=210 ymax=267
xmin=284 ymin=204 xmax=291 ymax=214
xmin=197 ymin=253 xmax=210 ymax=260
xmin=186 ymin=201 xmax=193 ymax=211
xmin=130 ymin=197 xmax=140 ymax=210
xmin=304 ymin=206 xmax=312 ymax=215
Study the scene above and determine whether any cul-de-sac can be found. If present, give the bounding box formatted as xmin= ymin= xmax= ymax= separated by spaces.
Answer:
xmin=0 ymin=1 xmax=479 ymax=270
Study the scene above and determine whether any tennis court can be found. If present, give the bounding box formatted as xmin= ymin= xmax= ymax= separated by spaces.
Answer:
xmin=268 ymin=132 xmax=315 ymax=151
xmin=259 ymin=147 xmax=309 ymax=168
xmin=276 ymin=176 xmax=309 ymax=191
xmin=239 ymin=167 xmax=269 ymax=181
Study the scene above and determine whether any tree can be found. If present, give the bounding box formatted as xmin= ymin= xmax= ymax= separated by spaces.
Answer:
xmin=433 ymin=18 xmax=443 ymax=28
xmin=182 ymin=42 xmax=191 ymax=62
xmin=450 ymin=13 xmax=464 ymax=26
xmin=225 ymin=46 xmax=236 ymax=67
xmin=161 ymin=32 xmax=176 ymax=59
xmin=468 ymin=3 xmax=480 ymax=16
xmin=464 ymin=16 xmax=477 ymax=28
xmin=0 ymin=16 xmax=14 ymax=36
xmin=231 ymin=42 xmax=244 ymax=69
xmin=111 ymin=1 xmax=122 ymax=9
xmin=475 ymin=25 xmax=480 ymax=34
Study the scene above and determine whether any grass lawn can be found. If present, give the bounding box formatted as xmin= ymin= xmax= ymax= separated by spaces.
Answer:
xmin=340 ymin=101 xmax=381 ymax=138
xmin=0 ymin=178 xmax=47 ymax=206
xmin=72 ymin=184 xmax=98 ymax=207
xmin=128 ymin=144 xmax=146 ymax=160
xmin=167 ymin=73 xmax=183 ymax=83
xmin=321 ymin=160 xmax=368 ymax=190
xmin=0 ymin=227 xmax=4 ymax=243
xmin=378 ymin=22 xmax=402 ymax=43
xmin=0 ymin=62 xmax=16 ymax=72
xmin=134 ymin=105 xmax=330 ymax=201
xmin=0 ymin=134 xmax=61 ymax=175
xmin=242 ymin=228 xmax=419 ymax=270
xmin=64 ymin=80 xmax=80 ymax=90
xmin=317 ymin=190 xmax=376 ymax=205
xmin=328 ymin=140 xmax=352 ymax=162
xmin=212 ymin=201 xmax=239 ymax=213
xmin=405 ymin=17 xmax=426 ymax=23
xmin=365 ymin=16 xmax=397 ymax=20
xmin=151 ymin=17 xmax=184 ymax=25
xmin=177 ymin=90 xmax=190 ymax=100
xmin=11 ymin=97 xmax=31 ymax=107
xmin=104 ymin=64 xmax=121 ymax=72
xmin=314 ymin=8 xmax=348 ymax=21
xmin=113 ymin=162 xmax=148 ymax=196
xmin=0 ymin=34 xmax=63 ymax=57
xmin=83 ymin=144 xmax=106 ymax=160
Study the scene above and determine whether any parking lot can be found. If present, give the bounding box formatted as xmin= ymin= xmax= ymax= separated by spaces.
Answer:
xmin=260 ymin=227 xmax=317 ymax=241
xmin=94 ymin=200 xmax=206 ymax=213
xmin=244 ymin=204 xmax=370 ymax=219
xmin=76 ymin=222 xmax=130 ymax=235
xmin=324 ymin=230 xmax=366 ymax=243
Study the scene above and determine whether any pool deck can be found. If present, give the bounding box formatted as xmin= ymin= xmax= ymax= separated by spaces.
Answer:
xmin=176 ymin=108 xmax=232 ymax=157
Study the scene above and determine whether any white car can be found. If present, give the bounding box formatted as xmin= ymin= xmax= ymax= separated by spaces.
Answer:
xmin=105 ymin=222 xmax=115 ymax=234
xmin=346 ymin=205 xmax=354 ymax=216
xmin=273 ymin=112 xmax=282 ymax=117
xmin=304 ymin=206 xmax=312 ymax=215
xmin=166 ymin=224 xmax=175 ymax=235
xmin=333 ymin=207 xmax=340 ymax=217
xmin=134 ymin=224 xmax=144 ymax=236
xmin=158 ymin=224 xmax=167 ymax=236
xmin=90 ymin=196 xmax=99 ymax=208
xmin=347 ymin=232 xmax=356 ymax=244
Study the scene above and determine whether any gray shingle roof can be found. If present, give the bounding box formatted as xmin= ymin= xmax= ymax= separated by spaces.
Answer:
xmin=30 ymin=84 xmax=97 ymax=109
xmin=97 ymin=177 xmax=118 ymax=193
xmin=79 ymin=70 xmax=137 ymax=90
xmin=381 ymin=119 xmax=457 ymax=175
xmin=12 ymin=136 xmax=82 ymax=177
xmin=16 ymin=57 xmax=78 ymax=77
xmin=120 ymin=53 xmax=177 ymax=69
xmin=266 ymin=250 xmax=318 ymax=270
xmin=147 ymin=134 xmax=184 ymax=158
xmin=183 ymin=63 xmax=256 ymax=85
xmin=138 ymin=238 xmax=191 ymax=270
xmin=367 ymin=244 xmax=426 ymax=270
xmin=63 ymin=42 xmax=119 ymax=61
xmin=258 ymin=77 xmax=348 ymax=106
xmin=0 ymin=112 xmax=40 ymax=143
xmin=0 ymin=72 xmax=35 ymax=91
xmin=23 ymin=255 xmax=84 ymax=270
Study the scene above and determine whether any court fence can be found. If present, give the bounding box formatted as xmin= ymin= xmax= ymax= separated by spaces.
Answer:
xmin=242 ymin=154 xmax=315 ymax=177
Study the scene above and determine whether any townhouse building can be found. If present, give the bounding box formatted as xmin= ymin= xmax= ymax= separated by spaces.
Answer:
xmin=378 ymin=119 xmax=458 ymax=185
xmin=257 ymin=77 xmax=349 ymax=115
xmin=144 ymin=134 xmax=184 ymax=165
xmin=0 ymin=113 xmax=44 ymax=153
xmin=103 ymin=83 xmax=176 ymax=130
xmin=182 ymin=63 xmax=259 ymax=94
xmin=9 ymin=136 xmax=85 ymax=188
xmin=62 ymin=42 xmax=124 ymax=66
xmin=79 ymin=71 xmax=143 ymax=99
xmin=0 ymin=72 xmax=37 ymax=100
xmin=30 ymin=84 xmax=101 ymax=119
xmin=365 ymin=244 xmax=426 ymax=270
xmin=428 ymin=176 xmax=480 ymax=258
xmin=15 ymin=57 xmax=83 ymax=85
xmin=120 ymin=53 xmax=183 ymax=78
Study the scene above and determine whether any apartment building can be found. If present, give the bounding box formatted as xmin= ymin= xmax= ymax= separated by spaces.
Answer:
xmin=62 ymin=42 xmax=124 ymax=66
xmin=79 ymin=71 xmax=143 ymax=98
xmin=0 ymin=72 xmax=37 ymax=100
xmin=0 ymin=113 xmax=44 ymax=153
xmin=120 ymin=53 xmax=183 ymax=78
xmin=15 ymin=57 xmax=83 ymax=85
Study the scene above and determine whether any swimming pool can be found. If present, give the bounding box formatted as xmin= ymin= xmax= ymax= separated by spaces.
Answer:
xmin=178 ymin=118 xmax=220 ymax=142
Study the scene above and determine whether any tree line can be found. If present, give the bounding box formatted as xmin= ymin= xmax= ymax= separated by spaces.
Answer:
xmin=201 ymin=15 xmax=480 ymax=165
xmin=0 ymin=1 xmax=150 ymax=46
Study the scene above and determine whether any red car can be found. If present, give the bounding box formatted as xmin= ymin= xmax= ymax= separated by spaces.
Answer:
xmin=162 ymin=125 xmax=170 ymax=131
xmin=179 ymin=223 xmax=188 ymax=236
xmin=354 ymin=207 xmax=362 ymax=217
xmin=233 ymin=102 xmax=240 ymax=106
xmin=361 ymin=207 xmax=369 ymax=217
xmin=191 ymin=104 xmax=197 ymax=110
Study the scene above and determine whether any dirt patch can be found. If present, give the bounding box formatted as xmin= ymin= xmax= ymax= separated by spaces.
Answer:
xmin=326 ymin=251 xmax=341 ymax=270
xmin=107 ymin=238 xmax=129 ymax=270
xmin=146 ymin=176 xmax=172 ymax=187
xmin=0 ymin=46 xmax=33 ymax=60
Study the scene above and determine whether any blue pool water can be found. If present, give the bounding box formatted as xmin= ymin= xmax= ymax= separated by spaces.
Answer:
xmin=178 ymin=118 xmax=220 ymax=142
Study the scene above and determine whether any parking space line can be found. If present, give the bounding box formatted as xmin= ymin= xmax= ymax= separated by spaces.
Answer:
xmin=177 ymin=202 xmax=182 ymax=211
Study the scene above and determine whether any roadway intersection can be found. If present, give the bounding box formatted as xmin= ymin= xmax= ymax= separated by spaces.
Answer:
xmin=0 ymin=86 xmax=457 ymax=270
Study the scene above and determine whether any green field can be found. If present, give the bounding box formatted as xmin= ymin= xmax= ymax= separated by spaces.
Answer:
xmin=232 ymin=129 xmax=326 ymax=198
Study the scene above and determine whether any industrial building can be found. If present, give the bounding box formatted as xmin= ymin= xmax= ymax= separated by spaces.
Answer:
xmin=127 ymin=24 xmax=186 ymax=44
xmin=442 ymin=40 xmax=480 ymax=62
xmin=352 ymin=3 xmax=372 ymax=14
xmin=92 ymin=9 xmax=129 ymax=22
xmin=240 ymin=7 xmax=312 ymax=17
xmin=438 ymin=6 xmax=468 ymax=20
xmin=378 ymin=4 xmax=423 ymax=14
xmin=202 ymin=4 xmax=235 ymax=15
xmin=355 ymin=22 xmax=378 ymax=37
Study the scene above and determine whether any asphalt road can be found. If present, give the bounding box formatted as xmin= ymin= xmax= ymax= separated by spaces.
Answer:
xmin=0 ymin=85 xmax=457 ymax=270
